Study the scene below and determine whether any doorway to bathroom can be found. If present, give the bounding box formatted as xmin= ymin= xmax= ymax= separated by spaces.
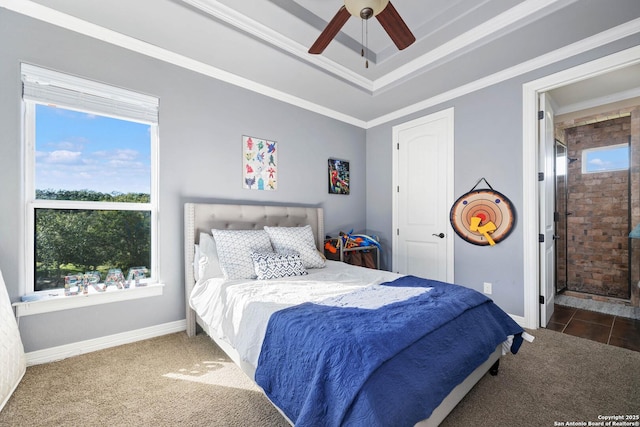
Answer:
xmin=523 ymin=46 xmax=640 ymax=330
xmin=550 ymin=103 xmax=640 ymax=317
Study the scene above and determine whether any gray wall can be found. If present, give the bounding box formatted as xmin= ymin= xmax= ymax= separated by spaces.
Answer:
xmin=366 ymin=82 xmax=526 ymax=315
xmin=0 ymin=11 xmax=366 ymax=352
xmin=366 ymin=37 xmax=640 ymax=316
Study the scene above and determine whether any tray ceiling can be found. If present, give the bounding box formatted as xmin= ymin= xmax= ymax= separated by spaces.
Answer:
xmin=4 ymin=0 xmax=640 ymax=126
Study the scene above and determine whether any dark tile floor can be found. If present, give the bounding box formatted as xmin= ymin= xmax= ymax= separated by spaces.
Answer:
xmin=547 ymin=304 xmax=640 ymax=352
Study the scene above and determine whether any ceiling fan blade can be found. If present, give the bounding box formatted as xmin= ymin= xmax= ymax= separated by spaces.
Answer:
xmin=376 ymin=1 xmax=416 ymax=50
xmin=308 ymin=6 xmax=351 ymax=54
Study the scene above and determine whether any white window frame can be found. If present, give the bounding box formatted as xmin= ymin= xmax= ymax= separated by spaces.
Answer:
xmin=581 ymin=143 xmax=630 ymax=174
xmin=18 ymin=64 xmax=161 ymax=313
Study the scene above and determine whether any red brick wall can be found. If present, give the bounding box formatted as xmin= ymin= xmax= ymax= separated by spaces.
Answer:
xmin=564 ymin=116 xmax=631 ymax=299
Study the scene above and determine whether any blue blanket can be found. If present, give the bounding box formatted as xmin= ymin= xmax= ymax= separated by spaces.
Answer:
xmin=255 ymin=276 xmax=523 ymax=427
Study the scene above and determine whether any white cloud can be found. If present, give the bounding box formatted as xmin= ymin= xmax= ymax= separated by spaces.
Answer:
xmin=45 ymin=150 xmax=82 ymax=164
xmin=43 ymin=138 xmax=88 ymax=152
xmin=112 ymin=149 xmax=139 ymax=161
xmin=54 ymin=140 xmax=76 ymax=150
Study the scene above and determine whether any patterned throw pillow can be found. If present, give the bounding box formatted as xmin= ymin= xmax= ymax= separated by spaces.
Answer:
xmin=212 ymin=229 xmax=273 ymax=279
xmin=251 ymin=251 xmax=308 ymax=280
xmin=264 ymin=225 xmax=325 ymax=269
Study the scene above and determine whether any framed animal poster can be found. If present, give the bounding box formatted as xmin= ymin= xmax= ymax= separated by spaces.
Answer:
xmin=328 ymin=158 xmax=349 ymax=195
xmin=243 ymin=135 xmax=277 ymax=191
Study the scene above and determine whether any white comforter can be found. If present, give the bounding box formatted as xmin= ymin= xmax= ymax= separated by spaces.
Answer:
xmin=189 ymin=260 xmax=402 ymax=370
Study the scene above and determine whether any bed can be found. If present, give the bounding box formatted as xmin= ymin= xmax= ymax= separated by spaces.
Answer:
xmin=184 ymin=202 xmax=524 ymax=426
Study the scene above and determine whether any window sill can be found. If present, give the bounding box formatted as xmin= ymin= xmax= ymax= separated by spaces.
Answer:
xmin=12 ymin=283 xmax=164 ymax=317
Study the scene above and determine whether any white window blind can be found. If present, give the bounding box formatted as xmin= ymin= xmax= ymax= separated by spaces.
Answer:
xmin=21 ymin=63 xmax=160 ymax=298
xmin=21 ymin=63 xmax=158 ymax=124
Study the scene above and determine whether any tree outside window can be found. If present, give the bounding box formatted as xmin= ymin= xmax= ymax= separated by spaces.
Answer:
xmin=22 ymin=64 xmax=159 ymax=292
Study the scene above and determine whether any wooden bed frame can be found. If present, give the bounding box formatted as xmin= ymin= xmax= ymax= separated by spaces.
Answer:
xmin=184 ymin=202 xmax=501 ymax=427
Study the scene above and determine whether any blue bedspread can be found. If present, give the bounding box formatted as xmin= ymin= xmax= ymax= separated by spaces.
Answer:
xmin=255 ymin=275 xmax=523 ymax=427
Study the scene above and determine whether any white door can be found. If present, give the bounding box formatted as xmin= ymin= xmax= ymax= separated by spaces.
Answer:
xmin=392 ymin=108 xmax=454 ymax=282
xmin=539 ymin=93 xmax=556 ymax=327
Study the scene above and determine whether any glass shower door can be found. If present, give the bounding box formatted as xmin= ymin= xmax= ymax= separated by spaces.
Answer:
xmin=555 ymin=140 xmax=568 ymax=294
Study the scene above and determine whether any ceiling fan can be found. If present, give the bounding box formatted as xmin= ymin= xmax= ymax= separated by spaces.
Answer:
xmin=308 ymin=0 xmax=416 ymax=57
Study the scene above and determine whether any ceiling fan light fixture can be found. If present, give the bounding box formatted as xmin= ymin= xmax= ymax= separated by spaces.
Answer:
xmin=344 ymin=0 xmax=389 ymax=19
xmin=308 ymin=0 xmax=414 ymax=57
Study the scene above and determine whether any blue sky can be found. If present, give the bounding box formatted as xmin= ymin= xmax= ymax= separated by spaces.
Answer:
xmin=35 ymin=104 xmax=151 ymax=194
xmin=584 ymin=144 xmax=629 ymax=173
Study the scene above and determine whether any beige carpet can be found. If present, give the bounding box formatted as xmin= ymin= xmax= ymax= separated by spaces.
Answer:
xmin=1 ymin=328 xmax=638 ymax=427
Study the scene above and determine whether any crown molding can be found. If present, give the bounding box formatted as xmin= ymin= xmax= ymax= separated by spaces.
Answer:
xmin=2 ymin=0 xmax=638 ymax=129
xmin=181 ymin=0 xmax=579 ymax=94
xmin=554 ymin=87 xmax=640 ymax=116
xmin=367 ymin=18 xmax=640 ymax=128
xmin=373 ymin=0 xmax=578 ymax=91
xmin=0 ymin=0 xmax=367 ymax=128
xmin=181 ymin=0 xmax=374 ymax=92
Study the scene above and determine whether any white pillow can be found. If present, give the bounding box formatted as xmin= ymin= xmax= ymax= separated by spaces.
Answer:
xmin=251 ymin=251 xmax=307 ymax=280
xmin=212 ymin=229 xmax=273 ymax=279
xmin=264 ymin=225 xmax=325 ymax=269
xmin=197 ymin=232 xmax=223 ymax=281
xmin=193 ymin=244 xmax=200 ymax=282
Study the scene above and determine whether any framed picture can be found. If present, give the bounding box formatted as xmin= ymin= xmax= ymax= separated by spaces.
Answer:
xmin=328 ymin=158 xmax=350 ymax=195
xmin=243 ymin=135 xmax=277 ymax=191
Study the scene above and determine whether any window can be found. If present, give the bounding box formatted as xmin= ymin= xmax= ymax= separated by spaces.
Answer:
xmin=22 ymin=64 xmax=159 ymax=294
xmin=582 ymin=143 xmax=629 ymax=174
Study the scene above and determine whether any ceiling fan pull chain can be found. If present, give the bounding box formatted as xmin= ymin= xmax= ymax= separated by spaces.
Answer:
xmin=359 ymin=11 xmax=370 ymax=68
xmin=361 ymin=18 xmax=365 ymax=58
xmin=365 ymin=18 xmax=369 ymax=68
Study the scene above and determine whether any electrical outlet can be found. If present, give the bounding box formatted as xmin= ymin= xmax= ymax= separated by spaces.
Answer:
xmin=483 ymin=282 xmax=492 ymax=294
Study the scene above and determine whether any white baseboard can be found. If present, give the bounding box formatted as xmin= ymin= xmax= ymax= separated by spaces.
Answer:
xmin=25 ymin=319 xmax=187 ymax=366
xmin=509 ymin=313 xmax=527 ymax=329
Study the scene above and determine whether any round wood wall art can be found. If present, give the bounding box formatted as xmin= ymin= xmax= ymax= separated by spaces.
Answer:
xmin=449 ymin=189 xmax=515 ymax=246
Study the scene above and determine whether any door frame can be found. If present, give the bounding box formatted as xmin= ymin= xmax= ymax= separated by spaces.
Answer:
xmin=521 ymin=45 xmax=640 ymax=329
xmin=391 ymin=107 xmax=455 ymax=281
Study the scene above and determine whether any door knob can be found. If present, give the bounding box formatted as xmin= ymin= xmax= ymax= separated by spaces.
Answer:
xmin=432 ymin=233 xmax=445 ymax=238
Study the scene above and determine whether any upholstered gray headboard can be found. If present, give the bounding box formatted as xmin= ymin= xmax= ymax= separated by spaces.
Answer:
xmin=184 ymin=203 xmax=324 ymax=337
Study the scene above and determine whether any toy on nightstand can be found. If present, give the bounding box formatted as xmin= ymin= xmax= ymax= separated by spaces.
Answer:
xmin=325 ymin=240 xmax=338 ymax=254
xmin=324 ymin=230 xmax=380 ymax=269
